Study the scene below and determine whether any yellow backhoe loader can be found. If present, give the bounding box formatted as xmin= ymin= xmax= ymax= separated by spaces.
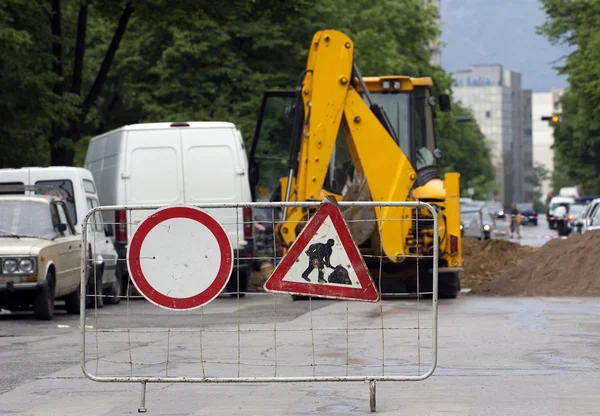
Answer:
xmin=249 ymin=29 xmax=463 ymax=298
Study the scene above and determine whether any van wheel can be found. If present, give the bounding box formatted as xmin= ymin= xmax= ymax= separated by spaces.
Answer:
xmin=227 ymin=272 xmax=247 ymax=298
xmin=104 ymin=268 xmax=122 ymax=305
xmin=64 ymin=285 xmax=82 ymax=314
xmin=34 ymin=273 xmax=55 ymax=320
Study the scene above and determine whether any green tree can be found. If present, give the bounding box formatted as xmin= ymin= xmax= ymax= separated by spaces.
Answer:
xmin=532 ymin=162 xmax=550 ymax=212
xmin=539 ymin=0 xmax=600 ymax=194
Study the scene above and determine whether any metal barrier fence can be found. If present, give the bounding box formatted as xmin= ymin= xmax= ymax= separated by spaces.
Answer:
xmin=80 ymin=201 xmax=440 ymax=413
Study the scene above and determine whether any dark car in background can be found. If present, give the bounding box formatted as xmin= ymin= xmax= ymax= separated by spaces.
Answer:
xmin=516 ymin=202 xmax=537 ymax=226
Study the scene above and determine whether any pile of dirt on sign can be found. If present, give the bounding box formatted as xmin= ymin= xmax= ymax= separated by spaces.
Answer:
xmin=471 ymin=230 xmax=600 ymax=296
xmin=461 ymin=238 xmax=537 ymax=289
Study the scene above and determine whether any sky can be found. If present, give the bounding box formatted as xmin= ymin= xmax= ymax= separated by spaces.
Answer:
xmin=440 ymin=0 xmax=573 ymax=92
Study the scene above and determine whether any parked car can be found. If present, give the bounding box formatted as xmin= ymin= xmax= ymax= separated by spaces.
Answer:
xmin=0 ymin=167 xmax=120 ymax=306
xmin=573 ymin=198 xmax=600 ymax=234
xmin=460 ymin=209 xmax=508 ymax=241
xmin=85 ymin=121 xmax=254 ymax=296
xmin=484 ymin=201 xmax=506 ymax=219
xmin=516 ymin=202 xmax=537 ymax=226
xmin=566 ymin=203 xmax=588 ymax=235
xmin=0 ymin=195 xmax=82 ymax=320
xmin=547 ymin=195 xmax=575 ymax=229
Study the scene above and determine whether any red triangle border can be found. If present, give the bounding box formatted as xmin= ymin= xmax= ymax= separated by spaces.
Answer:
xmin=264 ymin=199 xmax=380 ymax=302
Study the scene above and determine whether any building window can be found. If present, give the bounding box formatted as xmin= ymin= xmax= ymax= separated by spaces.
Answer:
xmin=486 ymin=111 xmax=491 ymax=119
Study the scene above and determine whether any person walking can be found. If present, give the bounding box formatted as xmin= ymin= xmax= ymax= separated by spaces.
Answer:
xmin=510 ymin=203 xmax=521 ymax=239
xmin=554 ymin=203 xmax=568 ymax=236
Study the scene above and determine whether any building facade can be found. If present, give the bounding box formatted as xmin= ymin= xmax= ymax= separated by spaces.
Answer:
xmin=423 ymin=0 xmax=441 ymax=66
xmin=452 ymin=64 xmax=533 ymax=205
xmin=521 ymin=90 xmax=534 ymax=202
xmin=532 ymin=88 xmax=565 ymax=199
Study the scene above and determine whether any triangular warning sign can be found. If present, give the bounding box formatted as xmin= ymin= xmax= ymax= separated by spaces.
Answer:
xmin=264 ymin=198 xmax=379 ymax=302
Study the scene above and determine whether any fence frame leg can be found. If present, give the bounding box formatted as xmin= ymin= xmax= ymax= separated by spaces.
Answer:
xmin=138 ymin=381 xmax=147 ymax=413
xmin=369 ymin=379 xmax=376 ymax=412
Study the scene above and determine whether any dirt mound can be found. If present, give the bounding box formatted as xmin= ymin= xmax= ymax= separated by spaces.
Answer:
xmin=471 ymin=230 xmax=600 ymax=296
xmin=461 ymin=238 xmax=536 ymax=289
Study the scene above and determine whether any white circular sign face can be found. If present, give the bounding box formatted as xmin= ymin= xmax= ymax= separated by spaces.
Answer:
xmin=127 ymin=206 xmax=233 ymax=310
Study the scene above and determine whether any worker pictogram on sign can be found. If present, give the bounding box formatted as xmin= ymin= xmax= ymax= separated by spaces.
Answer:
xmin=264 ymin=198 xmax=379 ymax=302
xmin=127 ymin=205 xmax=233 ymax=311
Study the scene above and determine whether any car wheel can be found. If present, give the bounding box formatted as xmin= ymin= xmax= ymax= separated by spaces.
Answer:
xmin=64 ymin=285 xmax=82 ymax=315
xmin=34 ymin=272 xmax=55 ymax=320
xmin=86 ymin=266 xmax=104 ymax=309
xmin=104 ymin=267 xmax=122 ymax=305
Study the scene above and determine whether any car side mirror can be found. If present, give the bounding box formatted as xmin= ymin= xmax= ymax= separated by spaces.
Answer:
xmin=55 ymin=223 xmax=67 ymax=233
xmin=438 ymin=94 xmax=451 ymax=112
xmin=104 ymin=224 xmax=114 ymax=237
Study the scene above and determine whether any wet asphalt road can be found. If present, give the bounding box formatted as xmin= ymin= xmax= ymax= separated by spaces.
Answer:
xmin=1 ymin=295 xmax=600 ymax=415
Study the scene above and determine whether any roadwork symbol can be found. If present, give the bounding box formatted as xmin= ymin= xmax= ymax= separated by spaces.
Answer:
xmin=264 ymin=198 xmax=379 ymax=302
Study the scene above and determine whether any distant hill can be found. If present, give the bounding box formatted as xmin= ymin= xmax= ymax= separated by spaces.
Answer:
xmin=440 ymin=0 xmax=573 ymax=92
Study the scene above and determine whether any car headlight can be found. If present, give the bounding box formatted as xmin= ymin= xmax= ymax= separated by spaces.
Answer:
xmin=498 ymin=211 xmax=504 ymax=216
xmin=19 ymin=258 xmax=35 ymax=273
xmin=460 ymin=224 xmax=463 ymax=230
xmin=3 ymin=259 xmax=17 ymax=274
xmin=483 ymin=225 xmax=491 ymax=231
xmin=1 ymin=257 xmax=36 ymax=274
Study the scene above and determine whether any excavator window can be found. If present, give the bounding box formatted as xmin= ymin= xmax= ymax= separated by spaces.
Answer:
xmin=364 ymin=92 xmax=411 ymax=157
xmin=413 ymin=87 xmax=438 ymax=171
xmin=249 ymin=91 xmax=298 ymax=201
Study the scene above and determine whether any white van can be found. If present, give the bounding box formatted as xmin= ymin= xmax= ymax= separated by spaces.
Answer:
xmin=547 ymin=195 xmax=576 ymax=230
xmin=84 ymin=122 xmax=254 ymax=295
xmin=0 ymin=167 xmax=120 ymax=306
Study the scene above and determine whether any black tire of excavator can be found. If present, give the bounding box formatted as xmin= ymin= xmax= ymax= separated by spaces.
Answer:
xmin=438 ymin=272 xmax=460 ymax=299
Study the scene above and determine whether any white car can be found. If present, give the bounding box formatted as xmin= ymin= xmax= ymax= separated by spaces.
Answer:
xmin=0 ymin=195 xmax=82 ymax=320
xmin=0 ymin=167 xmax=120 ymax=307
xmin=574 ymin=198 xmax=600 ymax=234
xmin=460 ymin=209 xmax=508 ymax=240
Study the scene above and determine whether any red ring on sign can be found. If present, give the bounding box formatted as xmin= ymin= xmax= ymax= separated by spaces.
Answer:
xmin=127 ymin=206 xmax=233 ymax=310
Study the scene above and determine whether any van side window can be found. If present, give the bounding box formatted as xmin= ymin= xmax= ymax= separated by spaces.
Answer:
xmin=0 ymin=182 xmax=25 ymax=194
xmin=83 ymin=179 xmax=96 ymax=194
xmin=35 ymin=180 xmax=77 ymax=223
xmin=86 ymin=198 xmax=103 ymax=232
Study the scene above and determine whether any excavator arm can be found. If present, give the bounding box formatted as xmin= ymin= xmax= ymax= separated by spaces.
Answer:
xmin=279 ymin=30 xmax=416 ymax=261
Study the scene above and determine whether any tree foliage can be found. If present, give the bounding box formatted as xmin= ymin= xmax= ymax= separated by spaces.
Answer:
xmin=539 ymin=0 xmax=600 ymax=194
xmin=2 ymin=0 xmax=495 ymax=197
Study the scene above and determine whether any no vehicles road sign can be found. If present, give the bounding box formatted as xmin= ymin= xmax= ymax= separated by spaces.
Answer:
xmin=127 ymin=205 xmax=233 ymax=311
xmin=264 ymin=198 xmax=379 ymax=302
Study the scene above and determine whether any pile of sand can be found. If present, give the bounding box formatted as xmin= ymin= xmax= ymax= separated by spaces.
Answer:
xmin=460 ymin=238 xmax=537 ymax=289
xmin=471 ymin=230 xmax=600 ymax=296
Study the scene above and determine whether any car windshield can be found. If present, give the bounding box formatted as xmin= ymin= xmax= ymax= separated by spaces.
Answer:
xmin=485 ymin=202 xmax=503 ymax=210
xmin=516 ymin=203 xmax=532 ymax=211
xmin=461 ymin=210 xmax=480 ymax=222
xmin=0 ymin=200 xmax=55 ymax=239
xmin=569 ymin=204 xmax=586 ymax=217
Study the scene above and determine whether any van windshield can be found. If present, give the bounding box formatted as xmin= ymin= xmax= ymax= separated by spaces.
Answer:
xmin=34 ymin=180 xmax=77 ymax=223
